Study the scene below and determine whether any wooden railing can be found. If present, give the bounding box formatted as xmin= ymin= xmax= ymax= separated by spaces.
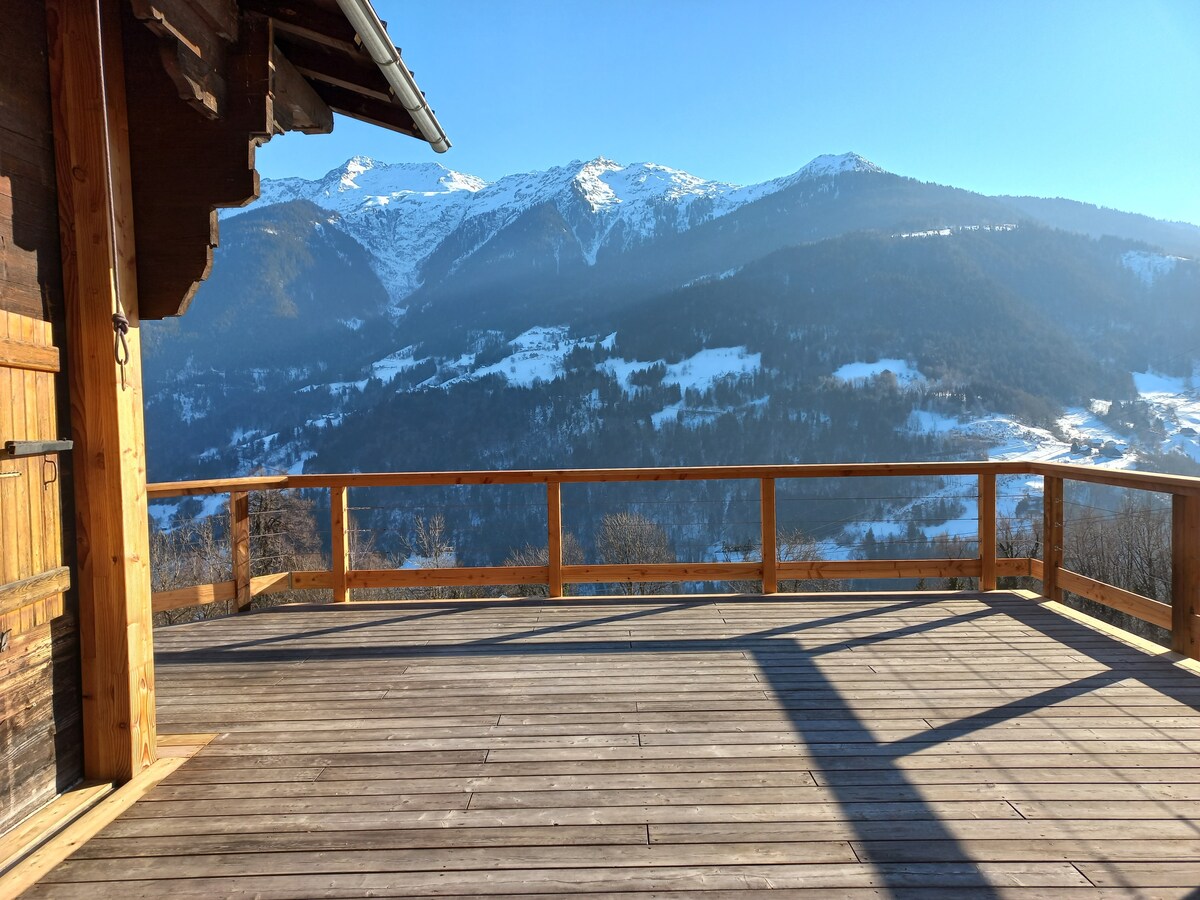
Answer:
xmin=145 ymin=460 xmax=1200 ymax=659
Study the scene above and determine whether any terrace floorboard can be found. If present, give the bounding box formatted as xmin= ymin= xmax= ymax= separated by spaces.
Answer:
xmin=22 ymin=591 xmax=1200 ymax=898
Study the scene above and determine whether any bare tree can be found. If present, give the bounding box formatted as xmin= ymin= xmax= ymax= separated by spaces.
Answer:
xmin=150 ymin=513 xmax=230 ymax=626
xmin=248 ymin=488 xmax=326 ymax=608
xmin=398 ymin=514 xmax=462 ymax=599
xmin=727 ymin=528 xmax=844 ymax=593
xmin=503 ymin=533 xmax=585 ymax=597
xmin=596 ymin=510 xmax=675 ymax=595
xmin=996 ymin=516 xmax=1042 ymax=592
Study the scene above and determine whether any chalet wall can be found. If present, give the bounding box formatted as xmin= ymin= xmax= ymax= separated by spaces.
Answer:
xmin=0 ymin=0 xmax=82 ymax=836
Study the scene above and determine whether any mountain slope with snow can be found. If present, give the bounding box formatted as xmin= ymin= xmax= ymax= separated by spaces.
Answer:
xmin=227 ymin=152 xmax=892 ymax=310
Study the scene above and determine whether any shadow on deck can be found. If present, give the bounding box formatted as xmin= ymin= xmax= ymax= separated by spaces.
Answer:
xmin=26 ymin=591 xmax=1200 ymax=898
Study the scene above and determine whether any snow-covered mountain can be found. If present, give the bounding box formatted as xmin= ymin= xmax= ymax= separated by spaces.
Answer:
xmin=228 ymin=151 xmax=887 ymax=308
xmin=144 ymin=150 xmax=1200 ymax=572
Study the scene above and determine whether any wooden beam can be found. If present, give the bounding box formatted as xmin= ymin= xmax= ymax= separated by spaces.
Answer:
xmin=291 ymin=567 xmax=549 ymax=590
xmin=1056 ymin=567 xmax=1172 ymax=631
xmin=46 ymin=0 xmax=157 ymax=781
xmin=129 ymin=0 xmax=232 ymax=117
xmin=308 ymin=80 xmax=422 ymax=138
xmin=0 ymin=336 xmax=60 ymax=373
xmin=271 ymin=44 xmax=333 ymax=134
xmin=978 ymin=472 xmax=997 ymax=591
xmin=286 ymin=461 xmax=1027 ymax=490
xmin=1172 ymin=494 xmax=1200 ymax=659
xmin=1030 ymin=460 xmax=1200 ymax=498
xmin=1042 ymin=475 xmax=1063 ymax=603
xmin=151 ymin=580 xmax=235 ymax=613
xmin=230 ymin=490 xmax=250 ymax=612
xmin=0 ymin=566 xmax=70 ymax=618
xmin=330 ymin=486 xmax=350 ymax=602
xmin=240 ymin=0 xmax=361 ymax=55
xmin=562 ymin=562 xmax=763 ymax=584
xmin=760 ymin=478 xmax=777 ymax=594
xmin=777 ymin=558 xmax=983 ymax=580
xmin=995 ymin=557 xmax=1035 ymax=577
xmin=281 ymin=39 xmax=392 ymax=101
xmin=547 ymin=482 xmax=563 ymax=599
xmin=146 ymin=474 xmax=288 ymax=500
xmin=250 ymin=571 xmax=291 ymax=596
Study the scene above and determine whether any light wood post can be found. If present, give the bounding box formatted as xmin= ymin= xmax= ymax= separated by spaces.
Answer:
xmin=978 ymin=473 xmax=997 ymax=591
xmin=760 ymin=478 xmax=778 ymax=594
xmin=230 ymin=491 xmax=251 ymax=612
xmin=47 ymin=0 xmax=156 ymax=780
xmin=1172 ymin=494 xmax=1200 ymax=659
xmin=547 ymin=482 xmax=563 ymax=599
xmin=1042 ymin=475 xmax=1064 ymax=603
xmin=331 ymin=486 xmax=350 ymax=602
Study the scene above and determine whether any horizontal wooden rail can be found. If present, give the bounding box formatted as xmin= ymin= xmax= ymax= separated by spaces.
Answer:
xmin=151 ymin=572 xmax=292 ymax=614
xmin=146 ymin=475 xmax=289 ymax=500
xmin=293 ymin=566 xmax=549 ymax=590
xmin=778 ymin=558 xmax=982 ymax=580
xmin=0 ymin=566 xmax=71 ymax=637
xmin=142 ymin=460 xmax=1200 ymax=660
xmin=287 ymin=460 xmax=1027 ymax=489
xmin=563 ymin=562 xmax=762 ymax=584
xmin=1055 ymin=568 xmax=1173 ymax=631
xmin=147 ymin=461 xmax=1200 ymax=498
xmin=1030 ymin=461 xmax=1200 ymax=498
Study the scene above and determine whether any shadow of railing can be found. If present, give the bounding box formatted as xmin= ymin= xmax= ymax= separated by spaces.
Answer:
xmin=153 ymin=590 xmax=1200 ymax=893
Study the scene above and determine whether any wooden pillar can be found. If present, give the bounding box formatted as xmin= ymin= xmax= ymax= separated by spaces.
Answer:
xmin=760 ymin=478 xmax=778 ymax=594
xmin=330 ymin=486 xmax=350 ymax=602
xmin=46 ymin=0 xmax=155 ymax=780
xmin=230 ymin=491 xmax=251 ymax=612
xmin=1042 ymin=475 xmax=1064 ymax=603
xmin=547 ymin=482 xmax=563 ymax=599
xmin=978 ymin=473 xmax=997 ymax=592
xmin=1172 ymin=493 xmax=1200 ymax=659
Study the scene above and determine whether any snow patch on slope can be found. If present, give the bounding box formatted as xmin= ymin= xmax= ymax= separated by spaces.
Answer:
xmin=834 ymin=359 xmax=926 ymax=387
xmin=1123 ymin=250 xmax=1185 ymax=285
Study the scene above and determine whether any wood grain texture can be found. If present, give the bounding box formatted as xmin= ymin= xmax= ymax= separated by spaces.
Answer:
xmin=229 ymin=491 xmax=250 ymax=613
xmin=47 ymin=0 xmax=156 ymax=781
xmin=21 ymin=591 xmax=1200 ymax=895
xmin=0 ymin=336 xmax=59 ymax=372
xmin=546 ymin=482 xmax=562 ymax=599
xmin=1041 ymin=475 xmax=1063 ymax=603
xmin=330 ymin=486 xmax=349 ymax=603
xmin=0 ymin=565 xmax=68 ymax=618
xmin=0 ymin=0 xmax=81 ymax=842
xmin=760 ymin=478 xmax=777 ymax=595
xmin=1173 ymin=493 xmax=1200 ymax=659
xmin=978 ymin=473 xmax=996 ymax=591
xmin=1057 ymin=567 xmax=1173 ymax=630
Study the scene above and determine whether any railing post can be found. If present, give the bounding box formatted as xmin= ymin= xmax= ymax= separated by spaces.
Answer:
xmin=1172 ymin=493 xmax=1200 ymax=659
xmin=760 ymin=477 xmax=777 ymax=594
xmin=547 ymin=481 xmax=563 ymax=599
xmin=331 ymin=486 xmax=350 ymax=603
xmin=1042 ymin=475 xmax=1063 ymax=602
xmin=978 ymin=473 xmax=996 ymax=591
xmin=230 ymin=490 xmax=251 ymax=612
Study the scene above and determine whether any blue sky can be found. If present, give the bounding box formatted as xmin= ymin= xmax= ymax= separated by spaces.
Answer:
xmin=260 ymin=0 xmax=1200 ymax=225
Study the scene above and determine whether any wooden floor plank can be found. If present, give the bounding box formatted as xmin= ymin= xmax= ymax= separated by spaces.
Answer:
xmin=26 ymin=591 xmax=1200 ymax=896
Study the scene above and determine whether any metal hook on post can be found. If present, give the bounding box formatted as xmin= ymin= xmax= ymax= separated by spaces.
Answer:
xmin=112 ymin=312 xmax=129 ymax=390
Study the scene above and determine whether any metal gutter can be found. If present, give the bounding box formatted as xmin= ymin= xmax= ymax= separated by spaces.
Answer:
xmin=333 ymin=0 xmax=451 ymax=152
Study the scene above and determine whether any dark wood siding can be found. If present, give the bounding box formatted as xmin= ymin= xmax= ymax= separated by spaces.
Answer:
xmin=0 ymin=0 xmax=82 ymax=836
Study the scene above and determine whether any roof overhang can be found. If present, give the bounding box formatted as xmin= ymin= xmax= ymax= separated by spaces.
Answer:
xmin=118 ymin=0 xmax=451 ymax=318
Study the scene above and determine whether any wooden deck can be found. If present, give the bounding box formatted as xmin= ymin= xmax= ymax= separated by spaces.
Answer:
xmin=24 ymin=591 xmax=1200 ymax=898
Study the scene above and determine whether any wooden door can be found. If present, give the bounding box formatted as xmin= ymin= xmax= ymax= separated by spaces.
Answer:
xmin=0 ymin=0 xmax=83 ymax=836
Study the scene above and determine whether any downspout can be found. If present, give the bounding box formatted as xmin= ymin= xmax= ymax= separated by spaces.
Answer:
xmin=333 ymin=0 xmax=451 ymax=152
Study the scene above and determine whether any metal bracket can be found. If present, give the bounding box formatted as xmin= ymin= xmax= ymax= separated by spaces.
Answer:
xmin=3 ymin=440 xmax=73 ymax=459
